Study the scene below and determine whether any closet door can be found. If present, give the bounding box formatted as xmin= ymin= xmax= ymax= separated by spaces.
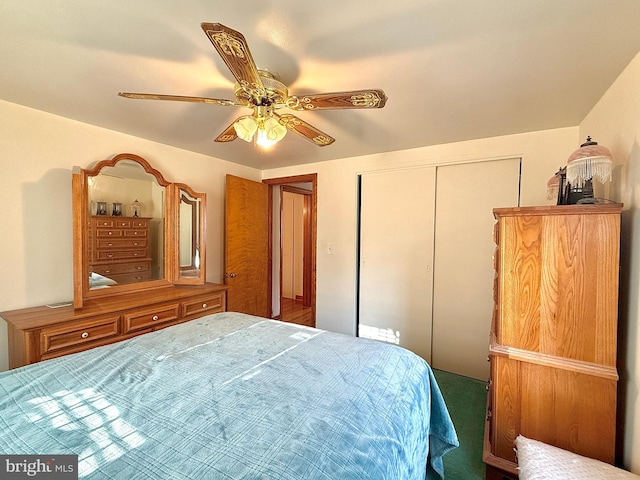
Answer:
xmin=358 ymin=167 xmax=436 ymax=361
xmin=431 ymin=158 xmax=520 ymax=380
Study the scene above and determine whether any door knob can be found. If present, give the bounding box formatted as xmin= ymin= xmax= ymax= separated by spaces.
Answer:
xmin=226 ymin=272 xmax=237 ymax=278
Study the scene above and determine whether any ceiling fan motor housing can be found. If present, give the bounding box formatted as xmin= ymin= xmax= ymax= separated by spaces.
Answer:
xmin=234 ymin=69 xmax=288 ymax=107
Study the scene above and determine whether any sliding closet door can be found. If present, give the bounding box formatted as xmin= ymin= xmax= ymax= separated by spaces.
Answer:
xmin=431 ymin=158 xmax=520 ymax=380
xmin=358 ymin=167 xmax=436 ymax=361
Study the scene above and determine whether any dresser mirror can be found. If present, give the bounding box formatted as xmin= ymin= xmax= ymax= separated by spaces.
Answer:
xmin=174 ymin=184 xmax=206 ymax=284
xmin=73 ymin=154 xmax=206 ymax=308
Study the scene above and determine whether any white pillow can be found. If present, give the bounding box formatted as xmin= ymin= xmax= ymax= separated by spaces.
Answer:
xmin=516 ymin=435 xmax=640 ymax=480
xmin=89 ymin=272 xmax=118 ymax=287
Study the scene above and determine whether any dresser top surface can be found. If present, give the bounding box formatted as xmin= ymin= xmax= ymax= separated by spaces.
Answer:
xmin=494 ymin=203 xmax=623 ymax=217
xmin=1 ymin=283 xmax=228 ymax=329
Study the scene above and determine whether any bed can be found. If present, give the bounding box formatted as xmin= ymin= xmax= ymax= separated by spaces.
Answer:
xmin=0 ymin=312 xmax=458 ymax=479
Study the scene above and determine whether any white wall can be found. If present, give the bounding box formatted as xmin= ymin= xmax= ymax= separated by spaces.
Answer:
xmin=579 ymin=50 xmax=640 ymax=473
xmin=0 ymin=99 xmax=261 ymax=372
xmin=264 ymin=127 xmax=578 ymax=337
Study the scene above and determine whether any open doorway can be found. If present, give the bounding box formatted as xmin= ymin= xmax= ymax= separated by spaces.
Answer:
xmin=263 ymin=174 xmax=317 ymax=327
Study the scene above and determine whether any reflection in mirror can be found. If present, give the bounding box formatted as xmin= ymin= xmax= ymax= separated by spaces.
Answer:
xmin=179 ymin=190 xmax=199 ymax=276
xmin=172 ymin=184 xmax=206 ymax=285
xmin=86 ymin=160 xmax=165 ymax=290
xmin=73 ymin=154 xmax=206 ymax=308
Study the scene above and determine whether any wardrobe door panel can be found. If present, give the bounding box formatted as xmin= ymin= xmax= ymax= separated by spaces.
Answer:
xmin=358 ymin=167 xmax=436 ymax=362
xmin=432 ymin=158 xmax=521 ymax=379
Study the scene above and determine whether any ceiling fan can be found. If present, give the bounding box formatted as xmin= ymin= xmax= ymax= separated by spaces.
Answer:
xmin=119 ymin=23 xmax=387 ymax=148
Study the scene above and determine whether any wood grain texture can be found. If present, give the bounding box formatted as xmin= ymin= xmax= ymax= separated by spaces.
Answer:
xmin=2 ymin=283 xmax=228 ymax=368
xmin=497 ymin=206 xmax=620 ymax=364
xmin=485 ymin=204 xmax=622 ymax=474
xmin=225 ymin=175 xmax=269 ymax=317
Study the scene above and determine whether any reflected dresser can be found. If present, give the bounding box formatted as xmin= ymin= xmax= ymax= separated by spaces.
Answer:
xmin=89 ymin=215 xmax=152 ymax=284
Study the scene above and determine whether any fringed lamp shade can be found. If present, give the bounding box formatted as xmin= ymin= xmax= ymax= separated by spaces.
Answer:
xmin=566 ymin=136 xmax=612 ymax=187
xmin=547 ymin=175 xmax=559 ymax=201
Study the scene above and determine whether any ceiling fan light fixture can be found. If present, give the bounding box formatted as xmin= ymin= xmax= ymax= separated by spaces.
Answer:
xmin=255 ymin=117 xmax=287 ymax=148
xmin=233 ymin=115 xmax=258 ymax=142
xmin=234 ymin=106 xmax=287 ymax=148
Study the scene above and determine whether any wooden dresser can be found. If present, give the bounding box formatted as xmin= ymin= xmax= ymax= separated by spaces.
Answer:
xmin=89 ymin=215 xmax=152 ymax=284
xmin=483 ymin=204 xmax=622 ymax=479
xmin=2 ymin=283 xmax=228 ymax=369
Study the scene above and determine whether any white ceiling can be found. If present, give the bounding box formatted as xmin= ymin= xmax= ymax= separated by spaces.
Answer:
xmin=2 ymin=1 xmax=640 ymax=170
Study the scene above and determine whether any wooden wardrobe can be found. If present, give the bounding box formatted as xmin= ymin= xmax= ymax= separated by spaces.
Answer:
xmin=483 ymin=204 xmax=622 ymax=479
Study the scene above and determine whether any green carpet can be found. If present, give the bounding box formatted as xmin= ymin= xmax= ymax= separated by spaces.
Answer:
xmin=433 ymin=369 xmax=487 ymax=480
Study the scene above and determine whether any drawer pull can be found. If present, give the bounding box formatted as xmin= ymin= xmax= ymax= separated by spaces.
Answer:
xmin=132 ymin=242 xmax=138 ymax=246
xmin=107 ymin=253 xmax=114 ymax=258
xmin=202 ymin=303 xmax=208 ymax=309
xmin=152 ymin=315 xmax=159 ymax=321
xmin=107 ymin=242 xmax=113 ymax=246
xmin=81 ymin=332 xmax=89 ymax=339
xmin=108 ymin=231 xmax=113 ymax=235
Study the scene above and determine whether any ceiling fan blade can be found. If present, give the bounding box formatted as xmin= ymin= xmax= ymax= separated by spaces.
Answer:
xmin=118 ymin=92 xmax=244 ymax=106
xmin=286 ymin=89 xmax=387 ymax=111
xmin=214 ymin=120 xmax=238 ymax=143
xmin=201 ymin=23 xmax=265 ymax=101
xmin=277 ymin=114 xmax=335 ymax=147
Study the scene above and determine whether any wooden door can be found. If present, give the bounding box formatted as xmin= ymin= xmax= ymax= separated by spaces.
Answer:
xmin=225 ymin=175 xmax=269 ymax=317
xmin=358 ymin=167 xmax=437 ymax=362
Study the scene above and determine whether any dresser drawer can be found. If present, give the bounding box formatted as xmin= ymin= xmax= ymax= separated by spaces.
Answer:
xmin=95 ymin=228 xmax=123 ymax=237
xmin=40 ymin=315 xmax=120 ymax=356
xmin=130 ymin=219 xmax=150 ymax=228
xmin=124 ymin=229 xmax=148 ymax=238
xmin=93 ymin=218 xmax=116 ymax=228
xmin=123 ymin=304 xmax=180 ymax=333
xmin=93 ymin=262 xmax=149 ymax=276
xmin=97 ymin=238 xmax=148 ymax=249
xmin=96 ymin=249 xmax=148 ymax=261
xmin=113 ymin=219 xmax=133 ymax=228
xmin=111 ymin=271 xmax=150 ymax=284
xmin=182 ymin=292 xmax=226 ymax=318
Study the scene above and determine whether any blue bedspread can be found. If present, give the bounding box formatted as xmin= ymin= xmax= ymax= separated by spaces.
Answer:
xmin=0 ymin=312 xmax=458 ymax=479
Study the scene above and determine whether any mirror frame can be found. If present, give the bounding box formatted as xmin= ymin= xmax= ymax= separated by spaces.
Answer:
xmin=170 ymin=183 xmax=207 ymax=286
xmin=73 ymin=153 xmax=206 ymax=308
